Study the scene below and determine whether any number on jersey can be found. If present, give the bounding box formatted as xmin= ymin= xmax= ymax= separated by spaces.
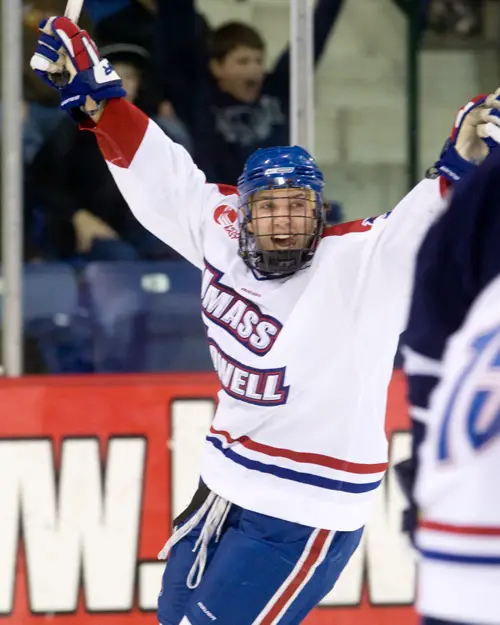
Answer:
xmin=438 ymin=326 xmax=500 ymax=461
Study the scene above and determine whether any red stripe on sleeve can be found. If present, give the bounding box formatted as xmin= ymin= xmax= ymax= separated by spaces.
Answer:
xmin=322 ymin=219 xmax=371 ymax=237
xmin=80 ymin=99 xmax=149 ymax=168
xmin=217 ymin=184 xmax=239 ymax=197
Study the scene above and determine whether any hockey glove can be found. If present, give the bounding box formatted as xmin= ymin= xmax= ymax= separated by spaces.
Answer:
xmin=483 ymin=95 xmax=500 ymax=149
xmin=30 ymin=16 xmax=125 ymax=115
xmin=434 ymin=93 xmax=500 ymax=184
xmin=434 ymin=95 xmax=489 ymax=184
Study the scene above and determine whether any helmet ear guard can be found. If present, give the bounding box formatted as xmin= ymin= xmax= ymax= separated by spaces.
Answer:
xmin=237 ymin=146 xmax=326 ymax=279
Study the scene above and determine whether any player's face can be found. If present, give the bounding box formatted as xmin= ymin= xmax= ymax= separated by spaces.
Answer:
xmin=210 ymin=46 xmax=265 ymax=103
xmin=249 ymin=188 xmax=317 ymax=252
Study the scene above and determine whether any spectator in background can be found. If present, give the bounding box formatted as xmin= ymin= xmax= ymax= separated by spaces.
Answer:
xmin=84 ymin=0 xmax=156 ymax=49
xmin=83 ymin=0 xmax=159 ymax=115
xmin=156 ymin=0 xmax=345 ymax=185
xmin=0 ymin=1 xmax=91 ymax=164
xmin=26 ymin=43 xmax=190 ymax=262
xmin=0 ymin=1 xmax=92 ymax=261
xmin=100 ymin=43 xmax=193 ymax=151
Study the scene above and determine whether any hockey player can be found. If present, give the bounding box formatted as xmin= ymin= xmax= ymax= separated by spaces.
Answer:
xmin=401 ymin=140 xmax=500 ymax=625
xmin=31 ymin=17 xmax=500 ymax=625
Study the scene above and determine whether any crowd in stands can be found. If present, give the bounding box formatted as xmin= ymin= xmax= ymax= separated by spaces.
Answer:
xmin=0 ymin=0 xmax=484 ymax=373
xmin=15 ymin=0 xmax=345 ymax=265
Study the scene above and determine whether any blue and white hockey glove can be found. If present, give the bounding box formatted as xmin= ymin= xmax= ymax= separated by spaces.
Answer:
xmin=30 ymin=16 xmax=125 ymax=115
xmin=434 ymin=93 xmax=500 ymax=185
xmin=483 ymin=95 xmax=500 ymax=149
xmin=435 ymin=95 xmax=488 ymax=184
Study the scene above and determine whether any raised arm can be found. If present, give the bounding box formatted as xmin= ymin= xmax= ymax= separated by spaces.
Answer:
xmin=396 ymin=144 xmax=500 ymax=540
xmin=30 ymin=15 xmax=227 ymax=268
xmin=365 ymin=93 xmax=500 ymax=292
xmin=81 ymin=98 xmax=224 ymax=267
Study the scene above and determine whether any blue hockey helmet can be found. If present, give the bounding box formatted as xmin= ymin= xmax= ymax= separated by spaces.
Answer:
xmin=237 ymin=145 xmax=326 ymax=278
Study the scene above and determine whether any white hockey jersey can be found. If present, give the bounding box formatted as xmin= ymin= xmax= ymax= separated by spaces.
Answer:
xmin=83 ymin=98 xmax=446 ymax=531
xmin=414 ymin=274 xmax=500 ymax=623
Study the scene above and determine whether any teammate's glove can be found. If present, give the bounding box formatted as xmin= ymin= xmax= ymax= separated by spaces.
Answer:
xmin=434 ymin=93 xmax=500 ymax=184
xmin=435 ymin=95 xmax=488 ymax=183
xmin=30 ymin=16 xmax=125 ymax=115
xmin=483 ymin=97 xmax=500 ymax=149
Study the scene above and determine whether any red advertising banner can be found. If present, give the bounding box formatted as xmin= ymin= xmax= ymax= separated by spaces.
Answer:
xmin=0 ymin=371 xmax=417 ymax=625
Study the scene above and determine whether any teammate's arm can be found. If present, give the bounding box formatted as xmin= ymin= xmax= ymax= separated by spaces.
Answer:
xmin=30 ymin=16 xmax=228 ymax=269
xmin=397 ymin=147 xmax=500 ymax=539
xmin=405 ymin=148 xmax=500 ymax=408
xmin=82 ymin=98 xmax=225 ymax=268
xmin=363 ymin=93 xmax=500 ymax=294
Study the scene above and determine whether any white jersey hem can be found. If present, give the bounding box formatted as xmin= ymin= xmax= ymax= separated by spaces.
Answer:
xmin=200 ymin=443 xmax=377 ymax=531
xmin=418 ymin=558 xmax=500 ymax=624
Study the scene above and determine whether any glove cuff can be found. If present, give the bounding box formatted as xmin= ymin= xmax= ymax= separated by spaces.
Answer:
xmin=60 ymin=63 xmax=126 ymax=111
xmin=435 ymin=139 xmax=476 ymax=183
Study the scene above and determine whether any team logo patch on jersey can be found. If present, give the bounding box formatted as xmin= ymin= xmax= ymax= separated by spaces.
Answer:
xmin=208 ymin=339 xmax=289 ymax=406
xmin=201 ymin=261 xmax=282 ymax=356
xmin=214 ymin=205 xmax=239 ymax=240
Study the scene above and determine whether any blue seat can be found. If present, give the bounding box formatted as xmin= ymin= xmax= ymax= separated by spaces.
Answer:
xmin=22 ymin=263 xmax=78 ymax=324
xmin=82 ymin=261 xmax=212 ymax=372
xmin=0 ymin=264 xmax=92 ymax=373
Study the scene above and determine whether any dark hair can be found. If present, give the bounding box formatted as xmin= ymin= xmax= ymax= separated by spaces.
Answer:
xmin=208 ymin=22 xmax=265 ymax=61
xmin=100 ymin=43 xmax=150 ymax=72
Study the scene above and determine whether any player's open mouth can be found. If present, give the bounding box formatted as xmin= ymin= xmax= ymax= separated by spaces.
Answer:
xmin=272 ymin=236 xmax=296 ymax=248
